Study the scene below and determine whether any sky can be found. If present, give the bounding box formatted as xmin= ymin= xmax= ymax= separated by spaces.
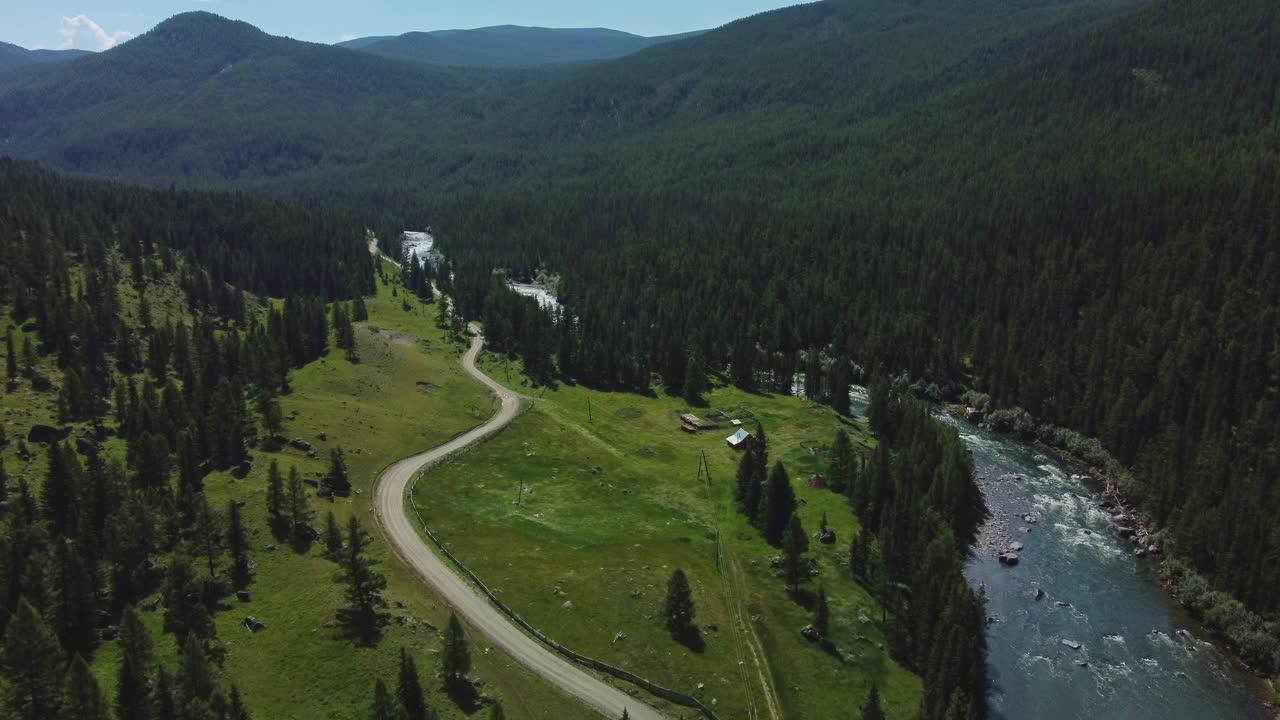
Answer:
xmin=2 ymin=0 xmax=797 ymax=51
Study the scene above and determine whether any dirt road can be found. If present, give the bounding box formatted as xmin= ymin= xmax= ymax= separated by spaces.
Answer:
xmin=371 ymin=327 xmax=668 ymax=720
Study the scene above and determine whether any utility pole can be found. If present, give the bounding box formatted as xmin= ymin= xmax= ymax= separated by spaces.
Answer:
xmin=587 ymin=397 xmax=593 ymax=424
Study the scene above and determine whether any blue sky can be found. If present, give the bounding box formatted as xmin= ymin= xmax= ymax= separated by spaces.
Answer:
xmin=3 ymin=1 xmax=796 ymax=51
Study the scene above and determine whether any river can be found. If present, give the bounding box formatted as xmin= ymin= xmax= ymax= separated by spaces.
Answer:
xmin=847 ymin=388 xmax=1271 ymax=720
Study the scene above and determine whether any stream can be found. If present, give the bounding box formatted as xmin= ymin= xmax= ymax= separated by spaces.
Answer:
xmin=848 ymin=388 xmax=1271 ymax=719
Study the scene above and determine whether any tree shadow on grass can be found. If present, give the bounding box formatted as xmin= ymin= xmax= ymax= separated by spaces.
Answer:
xmin=444 ymin=679 xmax=481 ymax=714
xmin=673 ymin=625 xmax=706 ymax=654
xmin=335 ymin=606 xmax=388 ymax=647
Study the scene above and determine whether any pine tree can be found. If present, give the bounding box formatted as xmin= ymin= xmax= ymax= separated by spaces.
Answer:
xmin=325 ymin=447 xmax=352 ymax=496
xmin=682 ymin=349 xmax=706 ymax=405
xmin=190 ymin=495 xmax=224 ymax=579
xmin=227 ymin=501 xmax=252 ymax=588
xmin=370 ymin=679 xmax=394 ymax=720
xmin=152 ymin=668 xmax=177 ymax=720
xmin=266 ymin=460 xmax=285 ymax=523
xmin=664 ymin=568 xmax=696 ymax=640
xmin=761 ymin=462 xmax=796 ymax=546
xmin=116 ymin=606 xmax=153 ymax=720
xmin=5 ymin=329 xmax=17 ymax=383
xmin=813 ymin=585 xmax=830 ymax=637
xmin=489 ymin=700 xmax=506 ymax=720
xmin=336 ymin=517 xmax=389 ymax=635
xmin=441 ymin=613 xmax=471 ymax=690
xmin=162 ymin=550 xmax=215 ymax=641
xmin=397 ymin=648 xmax=431 ymax=720
xmin=286 ymin=466 xmax=314 ymax=540
xmin=65 ymin=654 xmax=111 ymax=720
xmin=861 ymin=682 xmax=885 ymax=720
xmin=53 ymin=540 xmax=99 ymax=658
xmin=2 ymin=598 xmax=66 ymax=720
xmin=828 ymin=430 xmax=853 ymax=494
xmin=324 ymin=511 xmax=343 ymax=557
xmin=177 ymin=634 xmax=221 ymax=717
xmin=782 ymin=514 xmax=809 ymax=591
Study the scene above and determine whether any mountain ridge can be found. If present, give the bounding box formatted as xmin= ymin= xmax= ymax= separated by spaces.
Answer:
xmin=338 ymin=23 xmax=704 ymax=67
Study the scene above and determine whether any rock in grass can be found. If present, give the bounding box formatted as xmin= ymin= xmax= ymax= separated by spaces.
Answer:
xmin=244 ymin=616 xmax=267 ymax=632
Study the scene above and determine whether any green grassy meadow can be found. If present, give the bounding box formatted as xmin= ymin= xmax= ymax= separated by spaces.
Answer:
xmin=414 ymin=352 xmax=923 ymax=719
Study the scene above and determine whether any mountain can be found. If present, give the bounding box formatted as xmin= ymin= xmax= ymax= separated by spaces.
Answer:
xmin=0 ymin=41 xmax=91 ymax=71
xmin=0 ymin=12 xmax=540 ymax=189
xmin=338 ymin=25 xmax=701 ymax=67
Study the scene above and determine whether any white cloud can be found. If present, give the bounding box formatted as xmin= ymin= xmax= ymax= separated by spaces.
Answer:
xmin=339 ymin=34 xmax=357 ymax=42
xmin=59 ymin=14 xmax=134 ymax=51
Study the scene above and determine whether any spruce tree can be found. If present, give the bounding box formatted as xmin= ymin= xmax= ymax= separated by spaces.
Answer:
xmin=733 ymin=449 xmax=755 ymax=514
xmin=152 ymin=668 xmax=177 ymax=720
xmin=53 ymin=540 xmax=99 ymax=658
xmin=813 ymin=585 xmax=830 ymax=637
xmin=177 ymin=634 xmax=221 ymax=717
xmin=370 ymin=678 xmax=395 ymax=720
xmin=324 ymin=511 xmax=343 ymax=557
xmin=860 ymin=682 xmax=885 ymax=720
xmin=266 ymin=460 xmax=285 ymax=524
xmin=828 ymin=430 xmax=853 ymax=495
xmin=761 ymin=462 xmax=796 ymax=546
xmin=664 ymin=568 xmax=696 ymax=641
xmin=783 ymin=514 xmax=809 ymax=591
xmin=397 ymin=648 xmax=431 ymax=720
xmin=489 ymin=700 xmax=506 ymax=720
xmin=5 ymin=328 xmax=17 ymax=383
xmin=2 ymin=598 xmax=66 ymax=720
xmin=682 ymin=350 xmax=706 ymax=405
xmin=441 ymin=613 xmax=471 ymax=690
xmin=116 ymin=606 xmax=153 ymax=720
xmin=65 ymin=654 xmax=111 ymax=720
xmin=190 ymin=495 xmax=225 ymax=579
xmin=286 ymin=466 xmax=314 ymax=540
xmin=162 ymin=550 xmax=214 ymax=641
xmin=325 ymin=447 xmax=352 ymax=496
xmin=336 ymin=517 xmax=389 ymax=635
xmin=227 ymin=501 xmax=252 ymax=588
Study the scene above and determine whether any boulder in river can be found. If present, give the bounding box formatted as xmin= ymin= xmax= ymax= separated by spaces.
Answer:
xmin=1009 ymin=541 xmax=1025 ymax=552
xmin=998 ymin=553 xmax=1020 ymax=566
xmin=1032 ymin=588 xmax=1045 ymax=601
xmin=1062 ymin=639 xmax=1082 ymax=651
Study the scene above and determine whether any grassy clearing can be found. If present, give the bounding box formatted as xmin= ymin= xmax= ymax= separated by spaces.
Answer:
xmin=416 ymin=353 xmax=922 ymax=719
xmin=3 ymin=267 xmax=592 ymax=719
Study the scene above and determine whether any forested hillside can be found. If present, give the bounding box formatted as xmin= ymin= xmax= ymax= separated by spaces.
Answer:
xmin=438 ymin=0 xmax=1280 ymax=670
xmin=341 ymin=26 xmax=699 ymax=68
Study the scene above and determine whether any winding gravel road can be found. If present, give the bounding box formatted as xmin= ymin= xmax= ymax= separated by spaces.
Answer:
xmin=371 ymin=326 xmax=667 ymax=720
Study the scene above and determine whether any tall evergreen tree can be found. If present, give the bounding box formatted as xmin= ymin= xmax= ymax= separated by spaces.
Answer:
xmin=828 ymin=430 xmax=854 ymax=495
xmin=782 ymin=514 xmax=809 ymax=592
xmin=65 ymin=654 xmax=111 ymax=720
xmin=265 ymin=460 xmax=285 ymax=523
xmin=441 ymin=613 xmax=471 ymax=691
xmin=2 ymin=598 xmax=66 ymax=720
xmin=813 ymin=585 xmax=830 ymax=637
xmin=336 ymin=517 xmax=389 ymax=636
xmin=325 ymin=447 xmax=352 ymax=496
xmin=116 ymin=606 xmax=153 ymax=720
xmin=227 ymin=501 xmax=252 ymax=589
xmin=286 ymin=466 xmax=314 ymax=540
xmin=324 ymin=511 xmax=343 ymax=557
xmin=664 ymin=568 xmax=697 ymax=642
xmin=397 ymin=648 xmax=432 ymax=720
xmin=761 ymin=462 xmax=796 ymax=546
